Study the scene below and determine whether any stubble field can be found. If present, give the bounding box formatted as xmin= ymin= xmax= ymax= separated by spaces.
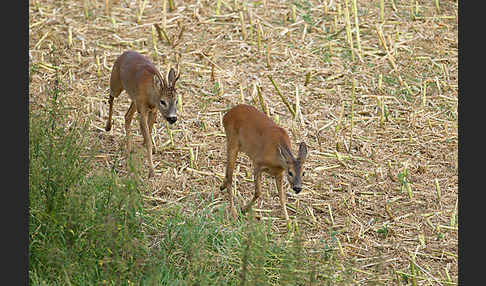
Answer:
xmin=29 ymin=0 xmax=458 ymax=284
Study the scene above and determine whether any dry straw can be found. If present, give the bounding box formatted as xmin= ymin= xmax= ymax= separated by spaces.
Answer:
xmin=268 ymin=75 xmax=296 ymax=118
xmin=343 ymin=0 xmax=355 ymax=61
xmin=351 ymin=0 xmax=362 ymax=60
xmin=29 ymin=0 xmax=458 ymax=284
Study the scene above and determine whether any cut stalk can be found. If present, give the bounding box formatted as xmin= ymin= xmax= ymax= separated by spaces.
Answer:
xmin=445 ymin=267 xmax=452 ymax=283
xmin=394 ymin=268 xmax=402 ymax=286
xmin=83 ymin=0 xmax=89 ymax=19
xmin=103 ymin=55 xmax=109 ymax=70
xmin=422 ymin=79 xmax=427 ymax=109
xmin=176 ymin=23 xmax=185 ymax=44
xmin=248 ymin=9 xmax=254 ymax=40
xmin=162 ymin=0 xmax=167 ymax=29
xmin=151 ymin=25 xmax=159 ymax=61
xmin=304 ymin=71 xmax=311 ymax=86
xmin=168 ymin=0 xmax=175 ymax=12
xmin=257 ymin=85 xmax=270 ymax=117
xmin=343 ymin=0 xmax=351 ymax=44
xmin=351 ymin=0 xmax=362 ymax=59
xmin=291 ymin=4 xmax=296 ymax=23
xmin=336 ymin=237 xmax=344 ymax=256
xmin=380 ymin=0 xmax=384 ymax=22
xmin=409 ymin=0 xmax=415 ymax=21
xmin=216 ymin=0 xmax=221 ymax=15
xmin=251 ymin=82 xmax=258 ymax=105
xmin=385 ymin=203 xmax=394 ymax=220
xmin=335 ymin=100 xmax=345 ymax=135
xmin=328 ymin=204 xmax=334 ymax=225
xmin=177 ymin=93 xmax=183 ymax=112
xmin=380 ymin=96 xmax=385 ymax=127
xmin=295 ymin=84 xmax=302 ymax=124
xmin=268 ymin=75 xmax=296 ymax=118
xmin=96 ymin=56 xmax=101 ymax=78
xmin=256 ymin=21 xmax=262 ymax=52
xmin=409 ymin=253 xmax=417 ymax=286
xmin=349 ymin=79 xmax=356 ymax=151
xmin=265 ymin=43 xmax=271 ymax=68
xmin=154 ymin=23 xmax=171 ymax=46
xmin=67 ymin=26 xmax=73 ymax=48
xmin=165 ymin=121 xmax=174 ymax=148
xmin=406 ymin=182 xmax=413 ymax=200
xmin=450 ymin=199 xmax=457 ymax=227
xmin=189 ymin=148 xmax=195 ymax=168
xmin=239 ymin=84 xmax=245 ymax=103
xmin=217 ymin=78 xmax=223 ymax=96
xmin=435 ymin=0 xmax=440 ymax=14
xmin=390 ymin=0 xmax=398 ymax=12
xmin=137 ymin=0 xmax=148 ymax=24
xmin=434 ymin=178 xmax=441 ymax=201
xmin=68 ymin=69 xmax=73 ymax=85
xmin=375 ymin=24 xmax=410 ymax=92
xmin=333 ymin=15 xmax=338 ymax=32
xmin=239 ymin=11 xmax=247 ymax=40
xmin=301 ymin=24 xmax=307 ymax=42
xmin=210 ymin=63 xmax=215 ymax=82
xmin=343 ymin=0 xmax=355 ymax=61
xmin=435 ymin=76 xmax=442 ymax=94
xmin=110 ymin=15 xmax=117 ymax=27
xmin=450 ymin=208 xmax=456 ymax=228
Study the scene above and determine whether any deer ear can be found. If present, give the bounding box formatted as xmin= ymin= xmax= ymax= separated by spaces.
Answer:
xmin=168 ymin=68 xmax=176 ymax=85
xmin=297 ymin=142 xmax=308 ymax=163
xmin=278 ymin=144 xmax=293 ymax=167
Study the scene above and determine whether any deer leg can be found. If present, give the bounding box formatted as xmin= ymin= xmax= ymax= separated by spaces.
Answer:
xmin=220 ymin=139 xmax=239 ymax=218
xmin=275 ymin=173 xmax=290 ymax=221
xmin=105 ymin=89 xmax=122 ymax=131
xmin=242 ymin=166 xmax=262 ymax=214
xmin=145 ymin=109 xmax=157 ymax=154
xmin=124 ymin=102 xmax=136 ymax=153
xmin=220 ymin=139 xmax=239 ymax=191
xmin=138 ymin=107 xmax=155 ymax=178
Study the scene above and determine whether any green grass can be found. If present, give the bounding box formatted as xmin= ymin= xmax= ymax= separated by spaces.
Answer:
xmin=29 ymin=82 xmax=355 ymax=285
xmin=29 ymin=87 xmax=154 ymax=285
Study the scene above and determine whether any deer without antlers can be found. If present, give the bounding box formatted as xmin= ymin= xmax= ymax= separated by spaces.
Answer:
xmin=105 ymin=51 xmax=180 ymax=178
xmin=220 ymin=104 xmax=308 ymax=221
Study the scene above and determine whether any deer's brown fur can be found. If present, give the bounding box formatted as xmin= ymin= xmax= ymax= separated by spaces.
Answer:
xmin=220 ymin=104 xmax=308 ymax=220
xmin=105 ymin=51 xmax=180 ymax=178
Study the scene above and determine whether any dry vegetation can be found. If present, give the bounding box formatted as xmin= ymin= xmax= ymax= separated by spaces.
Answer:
xmin=29 ymin=0 xmax=457 ymax=284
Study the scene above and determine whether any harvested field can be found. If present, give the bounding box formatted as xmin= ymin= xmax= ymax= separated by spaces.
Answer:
xmin=29 ymin=0 xmax=458 ymax=284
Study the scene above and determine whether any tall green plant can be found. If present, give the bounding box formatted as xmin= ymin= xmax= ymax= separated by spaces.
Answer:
xmin=29 ymin=83 xmax=153 ymax=284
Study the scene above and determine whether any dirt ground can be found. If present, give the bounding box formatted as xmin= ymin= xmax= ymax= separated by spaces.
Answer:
xmin=29 ymin=0 xmax=458 ymax=284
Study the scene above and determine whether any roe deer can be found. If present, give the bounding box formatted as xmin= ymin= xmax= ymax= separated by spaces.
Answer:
xmin=220 ymin=104 xmax=308 ymax=220
xmin=105 ymin=51 xmax=180 ymax=178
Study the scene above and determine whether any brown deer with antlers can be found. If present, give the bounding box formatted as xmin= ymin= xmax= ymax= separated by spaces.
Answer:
xmin=105 ymin=51 xmax=180 ymax=178
xmin=220 ymin=104 xmax=308 ymax=220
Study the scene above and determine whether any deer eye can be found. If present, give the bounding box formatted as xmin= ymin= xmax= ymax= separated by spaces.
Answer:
xmin=302 ymin=171 xmax=306 ymax=177
xmin=160 ymin=100 xmax=167 ymax=107
xmin=288 ymin=171 xmax=293 ymax=177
